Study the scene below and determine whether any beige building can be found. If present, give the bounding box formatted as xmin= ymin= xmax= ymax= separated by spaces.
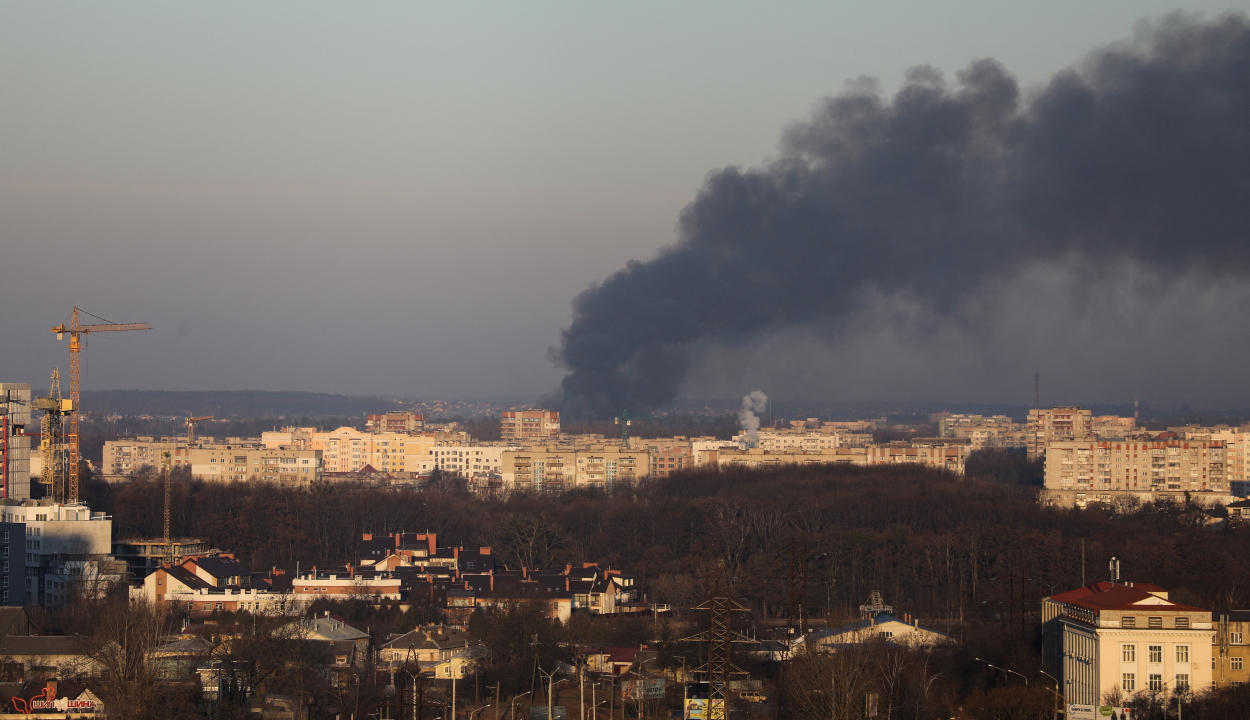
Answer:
xmin=102 ymin=437 xmax=197 ymax=478
xmin=501 ymin=410 xmax=560 ymax=443
xmin=1042 ymin=438 xmax=1232 ymax=508
xmin=1043 ymin=582 xmax=1213 ymax=706
xmin=865 ymin=439 xmax=972 ymax=474
xmin=1214 ymin=611 xmax=1250 ymax=687
xmin=935 ymin=414 xmax=1025 ymax=449
xmin=1027 ymin=406 xmax=1094 ymax=460
xmin=500 ymin=446 xmax=644 ymax=490
xmin=187 ymin=445 xmax=321 ymax=486
xmin=714 ymin=447 xmax=869 ymax=470
xmin=733 ymin=429 xmax=865 ymax=451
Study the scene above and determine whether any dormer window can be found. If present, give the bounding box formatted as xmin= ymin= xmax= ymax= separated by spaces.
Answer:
xmin=1122 ymin=616 xmax=1137 ymax=628
xmin=1176 ymin=617 xmax=1190 ymax=629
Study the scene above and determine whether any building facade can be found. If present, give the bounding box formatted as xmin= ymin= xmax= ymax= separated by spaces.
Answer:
xmin=187 ymin=446 xmax=322 ymax=486
xmin=0 ymin=383 xmax=32 ymax=500
xmin=500 ymin=446 xmax=644 ymax=490
xmin=1028 ymin=406 xmax=1094 ymax=460
xmin=1042 ymin=438 xmax=1232 ymax=508
xmin=1043 ymin=582 xmax=1214 ymax=706
xmin=500 ymin=410 xmax=560 ymax=443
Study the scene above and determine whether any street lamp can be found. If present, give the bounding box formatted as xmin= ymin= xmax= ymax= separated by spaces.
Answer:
xmin=1038 ymin=670 xmax=1064 ymax=720
xmin=974 ymin=658 xmax=1029 ymax=686
xmin=510 ymin=691 xmax=533 ymax=720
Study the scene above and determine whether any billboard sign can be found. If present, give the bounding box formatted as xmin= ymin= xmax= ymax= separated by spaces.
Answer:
xmin=1068 ymin=705 xmax=1097 ymax=720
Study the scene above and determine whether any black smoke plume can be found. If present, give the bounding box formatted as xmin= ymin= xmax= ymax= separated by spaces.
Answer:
xmin=553 ymin=14 xmax=1250 ymax=419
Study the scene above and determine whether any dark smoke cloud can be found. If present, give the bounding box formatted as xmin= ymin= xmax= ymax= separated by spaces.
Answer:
xmin=553 ymin=14 xmax=1250 ymax=419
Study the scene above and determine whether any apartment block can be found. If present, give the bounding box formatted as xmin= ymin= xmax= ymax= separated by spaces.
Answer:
xmin=187 ymin=446 xmax=321 ymax=485
xmin=1027 ymin=406 xmax=1094 ymax=460
xmin=1042 ymin=582 xmax=1213 ymax=705
xmin=102 ymin=438 xmax=197 ymax=478
xmin=0 ymin=383 xmax=32 ymax=500
xmin=1 ymin=500 xmax=118 ymax=607
xmin=500 ymin=410 xmax=560 ymax=443
xmin=366 ymin=411 xmax=425 ymax=434
xmin=714 ymin=447 xmax=869 ymax=470
xmin=1042 ymin=438 xmax=1231 ymax=508
xmin=733 ymin=429 xmax=854 ymax=452
xmin=500 ymin=446 xmax=643 ymax=490
xmin=865 ymin=439 xmax=973 ymax=474
xmin=935 ymin=414 xmax=1025 ymax=449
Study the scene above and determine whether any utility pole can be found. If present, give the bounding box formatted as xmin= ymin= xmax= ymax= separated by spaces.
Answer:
xmin=495 ymin=683 xmax=501 ymax=720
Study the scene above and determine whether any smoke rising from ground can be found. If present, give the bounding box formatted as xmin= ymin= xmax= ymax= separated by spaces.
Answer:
xmin=738 ymin=390 xmax=768 ymax=443
xmin=552 ymin=14 xmax=1250 ymax=418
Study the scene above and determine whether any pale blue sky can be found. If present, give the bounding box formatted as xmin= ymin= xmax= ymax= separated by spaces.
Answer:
xmin=3 ymin=2 xmax=1248 ymax=403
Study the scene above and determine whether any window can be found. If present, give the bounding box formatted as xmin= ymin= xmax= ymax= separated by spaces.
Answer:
xmin=1123 ymin=645 xmax=1136 ymax=662
xmin=1122 ymin=673 xmax=1136 ymax=692
xmin=1176 ymin=617 xmax=1190 ymax=629
xmin=1149 ymin=674 xmax=1163 ymax=692
xmin=1149 ymin=617 xmax=1163 ymax=628
xmin=1233 ymin=631 xmax=1244 ymax=644
xmin=1233 ymin=657 xmax=1244 ymax=671
xmin=1149 ymin=646 xmax=1163 ymax=664
xmin=1177 ymin=645 xmax=1190 ymax=663
xmin=1176 ymin=674 xmax=1189 ymax=692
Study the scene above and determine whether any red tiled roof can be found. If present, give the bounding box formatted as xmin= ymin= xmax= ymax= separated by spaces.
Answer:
xmin=1068 ymin=585 xmax=1205 ymax=613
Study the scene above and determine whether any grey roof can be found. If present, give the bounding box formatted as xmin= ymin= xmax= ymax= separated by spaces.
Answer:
xmin=283 ymin=616 xmax=369 ymax=642
xmin=194 ymin=556 xmax=251 ymax=579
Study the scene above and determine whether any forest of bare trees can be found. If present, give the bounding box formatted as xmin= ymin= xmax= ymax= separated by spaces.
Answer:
xmin=73 ymin=457 xmax=1250 ymax=718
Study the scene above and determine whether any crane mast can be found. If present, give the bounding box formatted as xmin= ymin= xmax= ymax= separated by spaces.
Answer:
xmin=32 ymin=370 xmax=73 ymax=502
xmin=50 ymin=308 xmax=151 ymax=502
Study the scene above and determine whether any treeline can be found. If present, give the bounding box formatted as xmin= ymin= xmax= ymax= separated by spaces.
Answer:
xmin=93 ymin=461 xmax=1250 ymax=619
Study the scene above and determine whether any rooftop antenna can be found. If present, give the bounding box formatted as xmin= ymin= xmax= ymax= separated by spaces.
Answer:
xmin=1033 ymin=372 xmax=1041 ymax=411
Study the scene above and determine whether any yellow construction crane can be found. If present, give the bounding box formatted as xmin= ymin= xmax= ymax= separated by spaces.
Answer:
xmin=186 ymin=415 xmax=214 ymax=444
xmin=50 ymin=308 xmax=151 ymax=503
xmin=31 ymin=369 xmax=74 ymax=502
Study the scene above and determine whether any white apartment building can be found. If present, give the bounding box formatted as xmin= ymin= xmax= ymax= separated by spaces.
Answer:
xmin=1042 ymin=438 xmax=1232 ymax=507
xmin=1 ymin=500 xmax=116 ymax=606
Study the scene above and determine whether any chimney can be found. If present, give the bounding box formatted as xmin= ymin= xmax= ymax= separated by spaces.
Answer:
xmin=348 ymin=564 xmax=354 ymax=578
xmin=47 ymin=679 xmax=57 ymax=697
xmin=363 ymin=533 xmax=373 ymax=541
xmin=480 ymin=547 xmax=491 ymax=555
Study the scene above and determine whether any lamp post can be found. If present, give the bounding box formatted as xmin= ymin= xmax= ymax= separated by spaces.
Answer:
xmin=975 ymin=658 xmax=1028 ymax=686
xmin=510 ymin=691 xmax=533 ymax=720
xmin=1038 ymin=670 xmax=1064 ymax=720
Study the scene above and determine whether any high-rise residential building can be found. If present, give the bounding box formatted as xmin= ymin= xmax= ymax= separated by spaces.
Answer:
xmin=366 ymin=411 xmax=425 ymax=434
xmin=501 ymin=410 xmax=560 ymax=443
xmin=1042 ymin=582 xmax=1213 ymax=706
xmin=0 ymin=383 xmax=32 ymax=500
xmin=1042 ymin=437 xmax=1231 ymax=508
xmin=1027 ymin=406 xmax=1094 ymax=460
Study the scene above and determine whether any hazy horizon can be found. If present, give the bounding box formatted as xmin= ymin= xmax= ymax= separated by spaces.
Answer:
xmin=5 ymin=3 xmax=1250 ymax=410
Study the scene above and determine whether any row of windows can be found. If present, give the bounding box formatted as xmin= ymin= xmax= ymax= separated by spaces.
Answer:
xmin=1122 ymin=673 xmax=1189 ymax=693
xmin=1122 ymin=616 xmax=1189 ymax=629
xmin=1123 ymin=644 xmax=1190 ymax=663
